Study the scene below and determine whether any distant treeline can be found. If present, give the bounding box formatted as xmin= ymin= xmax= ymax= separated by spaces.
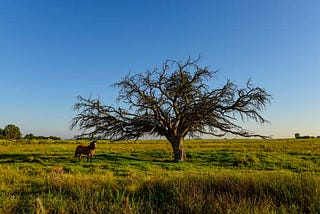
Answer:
xmin=295 ymin=133 xmax=320 ymax=139
xmin=24 ymin=133 xmax=61 ymax=140
xmin=0 ymin=124 xmax=61 ymax=140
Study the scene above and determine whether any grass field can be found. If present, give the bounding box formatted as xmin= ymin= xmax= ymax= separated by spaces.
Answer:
xmin=0 ymin=138 xmax=320 ymax=213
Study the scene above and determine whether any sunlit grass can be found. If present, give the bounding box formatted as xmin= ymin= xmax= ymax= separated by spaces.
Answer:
xmin=0 ymin=138 xmax=320 ymax=213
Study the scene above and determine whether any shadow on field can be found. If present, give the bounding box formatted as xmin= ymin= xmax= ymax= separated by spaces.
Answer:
xmin=0 ymin=152 xmax=175 ymax=166
xmin=0 ymin=153 xmax=74 ymax=164
xmin=94 ymin=153 xmax=175 ymax=163
xmin=95 ymin=154 xmax=142 ymax=162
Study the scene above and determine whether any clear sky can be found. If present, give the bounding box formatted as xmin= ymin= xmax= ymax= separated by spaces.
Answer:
xmin=0 ymin=0 xmax=319 ymax=139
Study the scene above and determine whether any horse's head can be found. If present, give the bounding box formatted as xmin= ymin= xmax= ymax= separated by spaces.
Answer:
xmin=90 ymin=141 xmax=97 ymax=149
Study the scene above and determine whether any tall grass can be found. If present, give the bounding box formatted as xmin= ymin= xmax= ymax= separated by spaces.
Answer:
xmin=1 ymin=168 xmax=319 ymax=213
xmin=137 ymin=172 xmax=320 ymax=213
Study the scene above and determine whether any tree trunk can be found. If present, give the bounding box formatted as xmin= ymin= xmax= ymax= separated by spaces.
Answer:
xmin=168 ymin=136 xmax=186 ymax=162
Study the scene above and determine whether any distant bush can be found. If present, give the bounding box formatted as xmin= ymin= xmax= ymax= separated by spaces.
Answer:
xmin=3 ymin=124 xmax=21 ymax=139
xmin=295 ymin=133 xmax=314 ymax=139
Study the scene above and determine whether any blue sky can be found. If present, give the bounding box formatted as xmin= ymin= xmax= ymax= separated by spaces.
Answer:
xmin=0 ymin=0 xmax=319 ymax=139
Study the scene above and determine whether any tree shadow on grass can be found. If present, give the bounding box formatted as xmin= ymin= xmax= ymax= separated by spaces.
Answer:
xmin=0 ymin=152 xmax=176 ymax=168
xmin=95 ymin=153 xmax=175 ymax=163
xmin=94 ymin=153 xmax=185 ymax=174
xmin=95 ymin=154 xmax=141 ymax=162
xmin=0 ymin=153 xmax=74 ymax=164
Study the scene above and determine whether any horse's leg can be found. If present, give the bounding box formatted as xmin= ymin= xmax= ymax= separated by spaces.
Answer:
xmin=87 ymin=154 xmax=92 ymax=162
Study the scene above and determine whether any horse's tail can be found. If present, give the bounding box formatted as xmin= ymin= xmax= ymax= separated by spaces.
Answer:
xmin=75 ymin=146 xmax=79 ymax=157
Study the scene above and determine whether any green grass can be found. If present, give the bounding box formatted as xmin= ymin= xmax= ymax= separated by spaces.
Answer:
xmin=0 ymin=138 xmax=320 ymax=213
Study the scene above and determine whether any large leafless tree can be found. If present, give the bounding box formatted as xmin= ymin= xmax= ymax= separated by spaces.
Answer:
xmin=71 ymin=57 xmax=271 ymax=161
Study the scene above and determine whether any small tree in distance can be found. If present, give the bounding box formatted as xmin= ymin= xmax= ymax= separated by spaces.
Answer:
xmin=0 ymin=128 xmax=4 ymax=139
xmin=4 ymin=124 xmax=21 ymax=140
xmin=71 ymin=57 xmax=271 ymax=161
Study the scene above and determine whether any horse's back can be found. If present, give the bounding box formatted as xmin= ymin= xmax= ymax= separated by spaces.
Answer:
xmin=76 ymin=145 xmax=91 ymax=154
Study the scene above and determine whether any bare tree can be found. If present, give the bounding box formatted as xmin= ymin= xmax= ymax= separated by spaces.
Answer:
xmin=71 ymin=57 xmax=271 ymax=161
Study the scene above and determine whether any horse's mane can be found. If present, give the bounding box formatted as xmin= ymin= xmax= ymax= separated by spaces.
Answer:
xmin=89 ymin=141 xmax=97 ymax=149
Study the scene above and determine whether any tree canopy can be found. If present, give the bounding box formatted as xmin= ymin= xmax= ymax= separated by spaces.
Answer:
xmin=3 ymin=124 xmax=21 ymax=139
xmin=71 ymin=57 xmax=271 ymax=161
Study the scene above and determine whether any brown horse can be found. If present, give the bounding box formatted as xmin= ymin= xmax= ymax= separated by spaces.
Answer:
xmin=75 ymin=141 xmax=97 ymax=162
